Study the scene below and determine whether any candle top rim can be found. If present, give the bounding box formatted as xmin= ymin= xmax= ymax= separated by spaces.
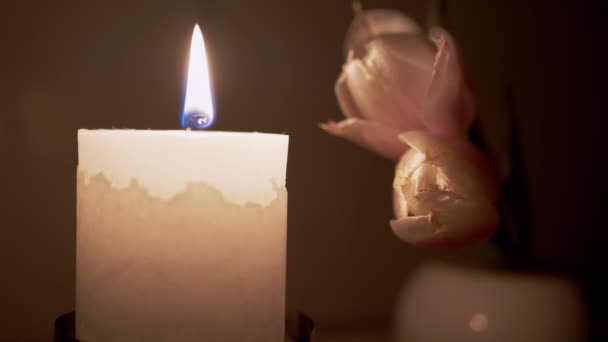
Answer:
xmin=78 ymin=128 xmax=289 ymax=205
xmin=78 ymin=129 xmax=288 ymax=138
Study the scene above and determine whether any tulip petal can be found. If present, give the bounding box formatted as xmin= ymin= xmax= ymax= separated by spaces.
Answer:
xmin=344 ymin=9 xmax=422 ymax=56
xmin=390 ymin=199 xmax=498 ymax=248
xmin=320 ymin=118 xmax=408 ymax=160
xmin=421 ymin=28 xmax=475 ymax=137
xmin=390 ymin=214 xmax=437 ymax=246
xmin=369 ymin=34 xmax=436 ymax=122
xmin=398 ymin=130 xmax=450 ymax=157
xmin=393 ymin=147 xmax=427 ymax=220
xmin=398 ymin=131 xmax=500 ymax=201
xmin=340 ymin=36 xmax=433 ymax=131
xmin=335 ymin=66 xmax=365 ymax=120
xmin=393 ymin=188 xmax=409 ymax=221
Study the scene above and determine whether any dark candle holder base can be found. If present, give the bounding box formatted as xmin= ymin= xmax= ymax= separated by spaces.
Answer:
xmin=55 ymin=311 xmax=314 ymax=342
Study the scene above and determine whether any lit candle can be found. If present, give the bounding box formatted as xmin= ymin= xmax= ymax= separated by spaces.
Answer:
xmin=76 ymin=25 xmax=288 ymax=341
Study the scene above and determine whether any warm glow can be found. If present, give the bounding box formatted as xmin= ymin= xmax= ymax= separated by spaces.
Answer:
xmin=469 ymin=312 xmax=489 ymax=332
xmin=182 ymin=24 xmax=214 ymax=129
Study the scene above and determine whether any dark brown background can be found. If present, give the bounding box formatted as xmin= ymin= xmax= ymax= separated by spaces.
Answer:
xmin=0 ymin=0 xmax=602 ymax=340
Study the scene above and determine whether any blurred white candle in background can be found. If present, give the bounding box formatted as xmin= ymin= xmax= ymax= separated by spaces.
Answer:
xmin=76 ymin=25 xmax=288 ymax=342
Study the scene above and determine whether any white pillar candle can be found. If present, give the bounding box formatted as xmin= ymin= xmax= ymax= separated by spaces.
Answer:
xmin=76 ymin=130 xmax=288 ymax=341
xmin=76 ymin=25 xmax=288 ymax=341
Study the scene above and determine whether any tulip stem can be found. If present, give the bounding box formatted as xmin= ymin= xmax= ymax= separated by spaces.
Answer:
xmin=427 ymin=0 xmax=447 ymax=29
xmin=499 ymin=83 xmax=533 ymax=267
xmin=352 ymin=1 xmax=362 ymax=15
xmin=469 ymin=84 xmax=533 ymax=268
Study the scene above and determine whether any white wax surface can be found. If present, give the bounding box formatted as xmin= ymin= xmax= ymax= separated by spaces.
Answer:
xmin=78 ymin=129 xmax=288 ymax=206
xmin=76 ymin=129 xmax=288 ymax=341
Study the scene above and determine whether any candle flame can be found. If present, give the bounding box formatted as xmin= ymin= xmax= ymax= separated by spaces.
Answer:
xmin=182 ymin=24 xmax=214 ymax=129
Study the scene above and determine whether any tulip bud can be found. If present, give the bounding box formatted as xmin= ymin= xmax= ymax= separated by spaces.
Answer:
xmin=321 ymin=9 xmax=475 ymax=160
xmin=391 ymin=131 xmax=500 ymax=248
xmin=342 ymin=7 xmax=422 ymax=56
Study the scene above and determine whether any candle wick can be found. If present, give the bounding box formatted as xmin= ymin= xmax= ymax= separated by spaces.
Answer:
xmin=182 ymin=111 xmax=212 ymax=130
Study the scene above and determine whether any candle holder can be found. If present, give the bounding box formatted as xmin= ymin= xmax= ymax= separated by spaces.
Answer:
xmin=54 ymin=311 xmax=314 ymax=342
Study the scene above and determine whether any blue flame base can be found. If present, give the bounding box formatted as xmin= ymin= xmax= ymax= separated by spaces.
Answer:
xmin=181 ymin=111 xmax=213 ymax=130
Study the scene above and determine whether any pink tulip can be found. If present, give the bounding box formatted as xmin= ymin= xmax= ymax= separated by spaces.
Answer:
xmin=391 ymin=131 xmax=500 ymax=248
xmin=321 ymin=9 xmax=475 ymax=160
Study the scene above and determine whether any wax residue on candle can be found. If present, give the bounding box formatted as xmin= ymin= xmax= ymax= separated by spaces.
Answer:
xmin=78 ymin=130 xmax=288 ymax=207
xmin=79 ymin=169 xmax=285 ymax=209
xmin=76 ymin=172 xmax=286 ymax=342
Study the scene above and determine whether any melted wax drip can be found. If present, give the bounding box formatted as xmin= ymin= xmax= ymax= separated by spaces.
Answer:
xmin=182 ymin=111 xmax=212 ymax=130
